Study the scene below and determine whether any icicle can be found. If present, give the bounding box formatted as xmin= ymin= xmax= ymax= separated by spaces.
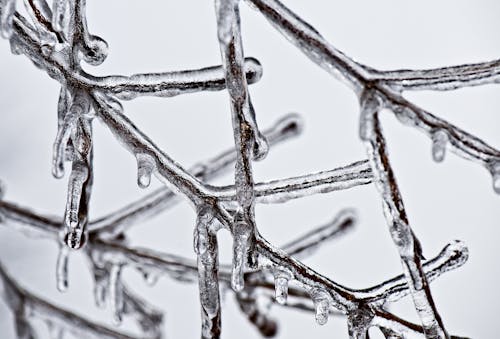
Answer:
xmin=52 ymin=112 xmax=78 ymax=179
xmin=273 ymin=271 xmax=290 ymax=305
xmin=56 ymin=245 xmax=69 ymax=292
xmin=52 ymin=90 xmax=89 ymax=179
xmin=109 ymin=264 xmax=124 ymax=325
xmin=52 ymin=0 xmax=67 ymax=32
xmin=431 ymin=130 xmax=448 ymax=163
xmin=0 ymin=0 xmax=16 ymax=38
xmin=311 ymin=289 xmax=331 ymax=325
xmin=136 ymin=153 xmax=155 ymax=189
xmin=231 ymin=219 xmax=252 ymax=291
xmin=93 ymin=270 xmax=108 ymax=308
xmin=490 ymin=161 xmax=500 ymax=194
xmin=64 ymin=162 xmax=89 ymax=249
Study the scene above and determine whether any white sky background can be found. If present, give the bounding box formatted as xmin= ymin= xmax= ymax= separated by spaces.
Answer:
xmin=0 ymin=0 xmax=499 ymax=338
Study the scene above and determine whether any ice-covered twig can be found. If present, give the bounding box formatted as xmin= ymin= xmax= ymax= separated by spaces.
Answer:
xmin=0 ymin=0 xmax=491 ymax=337
xmin=214 ymin=0 xmax=266 ymax=307
xmin=0 ymin=261 xmax=148 ymax=339
xmin=0 ymin=198 xmax=468 ymax=337
xmin=246 ymin=0 xmax=500 ymax=195
xmin=359 ymin=91 xmax=447 ymax=338
xmin=280 ymin=208 xmax=355 ymax=259
xmin=372 ymin=310 xmax=470 ymax=339
xmin=371 ymin=59 xmax=500 ymax=91
xmin=8 ymin=11 xmax=262 ymax=97
xmin=89 ymin=113 xmax=304 ymax=238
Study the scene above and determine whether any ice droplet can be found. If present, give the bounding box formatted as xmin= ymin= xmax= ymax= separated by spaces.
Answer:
xmin=311 ymin=289 xmax=331 ymax=325
xmin=52 ymin=0 xmax=67 ymax=32
xmin=431 ymin=130 xmax=448 ymax=163
xmin=274 ymin=272 xmax=290 ymax=305
xmin=136 ymin=153 xmax=155 ymax=189
xmin=56 ymin=245 xmax=69 ymax=292
xmin=0 ymin=0 xmax=16 ymax=38
xmin=490 ymin=161 xmax=500 ymax=194
xmin=81 ymin=35 xmax=108 ymax=66
xmin=109 ymin=264 xmax=124 ymax=325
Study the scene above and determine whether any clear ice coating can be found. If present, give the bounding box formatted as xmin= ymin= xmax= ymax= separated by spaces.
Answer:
xmin=273 ymin=272 xmax=290 ymax=305
xmin=136 ymin=153 xmax=155 ymax=189
xmin=1 ymin=0 xmax=498 ymax=337
xmin=431 ymin=130 xmax=448 ymax=163
xmin=310 ymin=289 xmax=331 ymax=325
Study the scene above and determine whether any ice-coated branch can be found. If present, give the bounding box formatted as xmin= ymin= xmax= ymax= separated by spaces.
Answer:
xmin=7 ymin=10 xmax=262 ymax=98
xmin=379 ymin=88 xmax=500 ymax=193
xmin=0 ymin=261 xmax=148 ymax=339
xmin=359 ymin=91 xmax=447 ymax=338
xmin=246 ymin=0 xmax=500 ymax=196
xmin=89 ymin=113 xmax=304 ymax=239
xmin=280 ymin=208 xmax=356 ymax=259
xmin=0 ymin=0 xmax=494 ymax=337
xmin=214 ymin=0 xmax=266 ymax=303
xmin=0 ymin=199 xmax=468 ymax=336
xmin=371 ymin=59 xmax=500 ymax=91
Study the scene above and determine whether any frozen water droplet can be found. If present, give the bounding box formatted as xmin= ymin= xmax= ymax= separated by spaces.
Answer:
xmin=109 ymin=264 xmax=124 ymax=325
xmin=0 ymin=0 xmax=16 ymax=38
xmin=136 ymin=154 xmax=155 ymax=188
xmin=490 ymin=161 xmax=500 ymax=194
xmin=431 ymin=130 xmax=448 ymax=163
xmin=311 ymin=289 xmax=330 ymax=325
xmin=56 ymin=245 xmax=69 ymax=292
xmin=274 ymin=273 xmax=289 ymax=305
xmin=52 ymin=0 xmax=67 ymax=32
xmin=81 ymin=35 xmax=108 ymax=66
